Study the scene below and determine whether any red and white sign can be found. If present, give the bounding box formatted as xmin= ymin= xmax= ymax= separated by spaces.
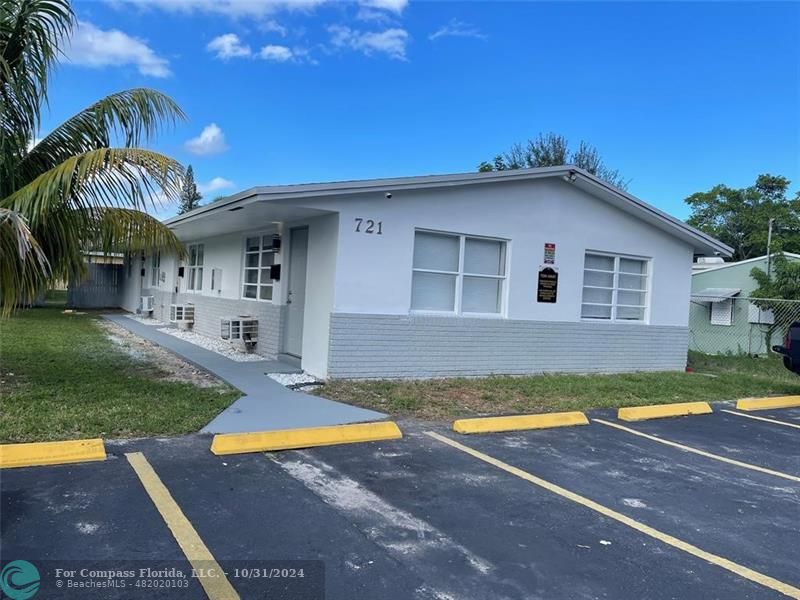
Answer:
xmin=543 ymin=242 xmax=556 ymax=264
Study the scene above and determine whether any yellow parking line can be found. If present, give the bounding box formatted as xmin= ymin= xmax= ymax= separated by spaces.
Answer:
xmin=126 ymin=453 xmax=239 ymax=600
xmin=721 ymin=410 xmax=800 ymax=430
xmin=425 ymin=431 xmax=800 ymax=599
xmin=593 ymin=419 xmax=800 ymax=483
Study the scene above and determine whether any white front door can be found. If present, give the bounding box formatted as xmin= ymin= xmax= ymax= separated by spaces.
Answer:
xmin=284 ymin=227 xmax=308 ymax=357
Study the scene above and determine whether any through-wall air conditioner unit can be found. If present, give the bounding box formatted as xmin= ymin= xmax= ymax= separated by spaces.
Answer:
xmin=170 ymin=303 xmax=195 ymax=323
xmin=220 ymin=316 xmax=258 ymax=350
xmin=140 ymin=295 xmax=154 ymax=313
xmin=748 ymin=303 xmax=775 ymax=325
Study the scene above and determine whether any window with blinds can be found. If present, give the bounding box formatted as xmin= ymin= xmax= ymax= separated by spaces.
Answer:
xmin=411 ymin=230 xmax=507 ymax=315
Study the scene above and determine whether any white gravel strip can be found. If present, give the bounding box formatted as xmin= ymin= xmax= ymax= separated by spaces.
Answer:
xmin=268 ymin=372 xmax=320 ymax=387
xmin=128 ymin=314 xmax=166 ymax=326
xmin=156 ymin=327 xmax=265 ymax=362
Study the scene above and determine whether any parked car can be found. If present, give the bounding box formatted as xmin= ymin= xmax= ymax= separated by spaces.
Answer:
xmin=773 ymin=322 xmax=800 ymax=375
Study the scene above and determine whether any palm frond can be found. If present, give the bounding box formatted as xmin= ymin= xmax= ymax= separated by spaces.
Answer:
xmin=1 ymin=146 xmax=184 ymax=283
xmin=3 ymin=146 xmax=184 ymax=223
xmin=91 ymin=207 xmax=184 ymax=255
xmin=0 ymin=0 xmax=73 ymax=133
xmin=0 ymin=206 xmax=50 ymax=315
xmin=1 ymin=0 xmax=73 ymax=192
xmin=20 ymin=88 xmax=186 ymax=185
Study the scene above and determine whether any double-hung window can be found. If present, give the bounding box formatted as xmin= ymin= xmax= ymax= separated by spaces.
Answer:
xmin=150 ymin=251 xmax=161 ymax=287
xmin=581 ymin=252 xmax=648 ymax=321
xmin=411 ymin=230 xmax=507 ymax=315
xmin=187 ymin=244 xmax=204 ymax=291
xmin=242 ymin=235 xmax=275 ymax=301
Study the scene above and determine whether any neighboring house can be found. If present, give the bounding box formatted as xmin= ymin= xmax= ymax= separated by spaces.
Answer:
xmin=689 ymin=253 xmax=800 ymax=355
xmin=65 ymin=252 xmax=126 ymax=308
xmin=120 ymin=166 xmax=730 ymax=379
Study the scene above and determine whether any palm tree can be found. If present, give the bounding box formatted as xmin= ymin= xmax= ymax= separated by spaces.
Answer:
xmin=0 ymin=0 xmax=185 ymax=314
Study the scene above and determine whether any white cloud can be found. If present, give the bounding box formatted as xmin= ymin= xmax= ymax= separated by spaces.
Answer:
xmin=259 ymin=45 xmax=294 ymax=62
xmin=206 ymin=34 xmax=311 ymax=64
xmin=112 ymin=0 xmax=329 ymax=18
xmin=355 ymin=7 xmax=395 ymax=22
xmin=259 ymin=19 xmax=288 ymax=36
xmin=328 ymin=25 xmax=408 ymax=60
xmin=185 ymin=124 xmax=229 ymax=155
xmin=198 ymin=177 xmax=236 ymax=195
xmin=429 ymin=19 xmax=486 ymax=41
xmin=207 ymin=33 xmax=252 ymax=59
xmin=359 ymin=0 xmax=407 ymax=14
xmin=66 ymin=21 xmax=170 ymax=77
xmin=113 ymin=0 xmax=406 ymax=20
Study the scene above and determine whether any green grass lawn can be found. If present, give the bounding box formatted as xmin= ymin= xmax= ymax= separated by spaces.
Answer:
xmin=0 ymin=308 xmax=240 ymax=443
xmin=316 ymin=351 xmax=800 ymax=421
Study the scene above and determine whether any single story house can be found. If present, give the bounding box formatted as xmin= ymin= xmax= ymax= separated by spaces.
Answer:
xmin=689 ymin=253 xmax=800 ymax=355
xmin=119 ymin=166 xmax=731 ymax=379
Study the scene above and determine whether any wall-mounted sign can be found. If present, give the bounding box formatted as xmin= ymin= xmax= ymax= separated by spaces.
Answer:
xmin=543 ymin=242 xmax=556 ymax=264
xmin=537 ymin=267 xmax=558 ymax=303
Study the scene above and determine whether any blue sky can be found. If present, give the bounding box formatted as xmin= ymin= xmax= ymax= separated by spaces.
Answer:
xmin=52 ymin=0 xmax=799 ymax=220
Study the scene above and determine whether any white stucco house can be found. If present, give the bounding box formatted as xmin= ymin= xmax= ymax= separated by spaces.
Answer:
xmin=119 ymin=166 xmax=731 ymax=379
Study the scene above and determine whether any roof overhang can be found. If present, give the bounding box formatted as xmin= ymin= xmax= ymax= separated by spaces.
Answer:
xmin=169 ymin=200 xmax=335 ymax=241
xmin=166 ymin=167 xmax=733 ymax=256
xmin=691 ymin=252 xmax=800 ymax=275
xmin=691 ymin=288 xmax=741 ymax=303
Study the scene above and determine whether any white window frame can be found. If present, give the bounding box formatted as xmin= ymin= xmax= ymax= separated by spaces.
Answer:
xmin=150 ymin=251 xmax=161 ymax=288
xmin=710 ymin=299 xmax=734 ymax=326
xmin=241 ymin=234 xmax=275 ymax=302
xmin=410 ymin=229 xmax=508 ymax=317
xmin=186 ymin=243 xmax=204 ymax=292
xmin=581 ymin=251 xmax=650 ymax=323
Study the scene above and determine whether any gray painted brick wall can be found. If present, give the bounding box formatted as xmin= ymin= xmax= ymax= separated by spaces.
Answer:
xmin=141 ymin=288 xmax=285 ymax=359
xmin=328 ymin=313 xmax=689 ymax=379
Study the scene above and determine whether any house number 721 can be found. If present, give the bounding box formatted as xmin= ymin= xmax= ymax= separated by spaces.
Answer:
xmin=354 ymin=218 xmax=383 ymax=235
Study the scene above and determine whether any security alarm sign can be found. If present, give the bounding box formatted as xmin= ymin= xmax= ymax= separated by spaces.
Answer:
xmin=543 ymin=242 xmax=556 ymax=264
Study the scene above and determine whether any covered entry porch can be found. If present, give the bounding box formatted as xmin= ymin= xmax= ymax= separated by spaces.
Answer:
xmin=140 ymin=196 xmax=340 ymax=378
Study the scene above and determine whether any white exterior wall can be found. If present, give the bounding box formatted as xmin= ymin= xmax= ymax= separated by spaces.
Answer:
xmin=296 ymin=214 xmax=339 ymax=378
xmin=322 ymin=178 xmax=693 ymax=326
xmin=120 ymin=254 xmax=144 ymax=313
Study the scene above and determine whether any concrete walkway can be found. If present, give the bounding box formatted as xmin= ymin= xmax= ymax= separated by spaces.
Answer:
xmin=104 ymin=315 xmax=387 ymax=434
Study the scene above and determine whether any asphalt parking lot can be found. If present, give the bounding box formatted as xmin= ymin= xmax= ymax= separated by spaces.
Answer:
xmin=2 ymin=403 xmax=799 ymax=599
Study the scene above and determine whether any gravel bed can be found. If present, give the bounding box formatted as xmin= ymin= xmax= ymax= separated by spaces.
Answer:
xmin=267 ymin=372 xmax=321 ymax=388
xmin=98 ymin=321 xmax=225 ymax=388
xmin=156 ymin=327 xmax=265 ymax=362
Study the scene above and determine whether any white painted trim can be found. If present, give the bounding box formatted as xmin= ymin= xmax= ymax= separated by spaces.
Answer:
xmin=239 ymin=232 xmax=276 ymax=304
xmin=410 ymin=228 xmax=508 ymax=317
xmin=580 ymin=250 xmax=651 ymax=324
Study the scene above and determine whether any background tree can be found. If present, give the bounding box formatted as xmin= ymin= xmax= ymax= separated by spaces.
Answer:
xmin=0 ymin=0 xmax=185 ymax=314
xmin=178 ymin=165 xmax=203 ymax=214
xmin=685 ymin=174 xmax=800 ymax=261
xmin=749 ymin=253 xmax=800 ymax=352
xmin=478 ymin=132 xmax=628 ymax=190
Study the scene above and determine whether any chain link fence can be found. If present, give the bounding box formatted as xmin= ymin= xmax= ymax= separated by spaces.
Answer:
xmin=689 ymin=296 xmax=800 ymax=356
